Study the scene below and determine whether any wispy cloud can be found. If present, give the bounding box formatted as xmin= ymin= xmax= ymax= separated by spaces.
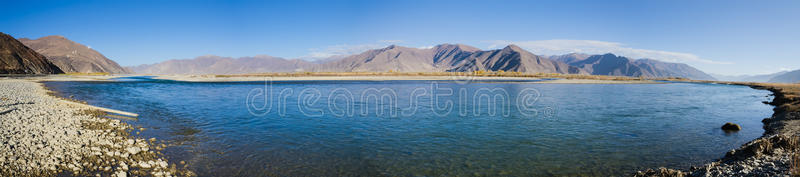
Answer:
xmin=485 ymin=40 xmax=733 ymax=65
xmin=378 ymin=40 xmax=404 ymax=43
xmin=301 ymin=40 xmax=402 ymax=60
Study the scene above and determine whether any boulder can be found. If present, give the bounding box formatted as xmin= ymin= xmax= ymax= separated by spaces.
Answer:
xmin=721 ymin=122 xmax=742 ymax=131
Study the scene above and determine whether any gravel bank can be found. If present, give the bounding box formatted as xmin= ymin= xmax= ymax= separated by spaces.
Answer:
xmin=636 ymin=82 xmax=800 ymax=177
xmin=0 ymin=79 xmax=193 ymax=176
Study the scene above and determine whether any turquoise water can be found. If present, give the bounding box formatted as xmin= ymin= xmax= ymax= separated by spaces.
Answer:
xmin=45 ymin=78 xmax=773 ymax=176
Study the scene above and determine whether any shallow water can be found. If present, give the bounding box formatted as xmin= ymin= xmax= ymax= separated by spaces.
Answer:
xmin=45 ymin=78 xmax=774 ymax=176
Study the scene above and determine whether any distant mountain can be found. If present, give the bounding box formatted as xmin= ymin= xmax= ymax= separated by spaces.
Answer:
xmin=19 ymin=36 xmax=129 ymax=74
xmin=768 ymin=69 xmax=800 ymax=83
xmin=547 ymin=53 xmax=591 ymax=64
xmin=558 ymin=53 xmax=715 ymax=80
xmin=128 ymin=55 xmax=314 ymax=74
xmin=0 ymin=32 xmax=63 ymax=74
xmin=128 ymin=43 xmax=716 ymax=79
xmin=313 ymin=44 xmax=585 ymax=74
xmin=633 ymin=59 xmax=716 ymax=80
xmin=446 ymin=45 xmax=585 ymax=74
xmin=568 ymin=54 xmax=646 ymax=76
xmin=312 ymin=45 xmax=445 ymax=72
xmin=711 ymin=71 xmax=789 ymax=82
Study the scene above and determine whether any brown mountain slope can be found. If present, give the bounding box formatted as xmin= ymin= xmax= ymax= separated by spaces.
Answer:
xmin=0 ymin=32 xmax=63 ymax=74
xmin=19 ymin=36 xmax=129 ymax=74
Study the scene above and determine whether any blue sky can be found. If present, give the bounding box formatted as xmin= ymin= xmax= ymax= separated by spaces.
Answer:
xmin=2 ymin=0 xmax=798 ymax=75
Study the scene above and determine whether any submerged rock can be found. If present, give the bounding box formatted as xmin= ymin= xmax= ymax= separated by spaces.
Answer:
xmin=722 ymin=122 xmax=742 ymax=131
xmin=634 ymin=167 xmax=685 ymax=177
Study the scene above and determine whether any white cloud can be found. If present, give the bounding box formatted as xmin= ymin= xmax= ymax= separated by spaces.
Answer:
xmin=379 ymin=40 xmax=404 ymax=43
xmin=301 ymin=40 xmax=401 ymax=60
xmin=305 ymin=44 xmax=384 ymax=59
xmin=485 ymin=40 xmax=733 ymax=65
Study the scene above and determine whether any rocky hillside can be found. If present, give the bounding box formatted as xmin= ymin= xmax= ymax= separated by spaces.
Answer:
xmin=19 ymin=36 xmax=129 ymax=74
xmin=0 ymin=32 xmax=63 ymax=74
xmin=128 ymin=55 xmax=314 ymax=74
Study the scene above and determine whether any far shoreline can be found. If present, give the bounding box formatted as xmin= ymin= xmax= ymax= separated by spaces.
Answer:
xmin=10 ymin=72 xmax=667 ymax=84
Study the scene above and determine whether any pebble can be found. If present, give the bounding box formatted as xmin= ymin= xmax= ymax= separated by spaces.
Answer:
xmin=0 ymin=80 xmax=186 ymax=176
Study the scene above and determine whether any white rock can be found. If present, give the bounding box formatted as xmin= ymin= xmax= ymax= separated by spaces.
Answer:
xmin=125 ymin=147 xmax=140 ymax=155
xmin=139 ymin=161 xmax=152 ymax=168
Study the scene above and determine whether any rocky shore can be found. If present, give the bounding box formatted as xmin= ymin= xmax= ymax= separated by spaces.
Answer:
xmin=0 ymin=79 xmax=192 ymax=176
xmin=636 ymin=82 xmax=800 ymax=177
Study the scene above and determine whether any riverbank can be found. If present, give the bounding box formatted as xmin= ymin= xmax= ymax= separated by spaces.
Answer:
xmin=0 ymin=79 xmax=192 ymax=176
xmin=156 ymin=72 xmax=660 ymax=83
xmin=636 ymin=81 xmax=800 ymax=176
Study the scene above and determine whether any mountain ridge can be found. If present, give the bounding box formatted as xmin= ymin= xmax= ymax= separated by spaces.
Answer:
xmin=128 ymin=55 xmax=314 ymax=74
xmin=550 ymin=53 xmax=716 ymax=80
xmin=127 ymin=43 xmax=714 ymax=80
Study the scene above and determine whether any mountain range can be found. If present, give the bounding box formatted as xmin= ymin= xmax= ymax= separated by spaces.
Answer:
xmin=131 ymin=44 xmax=718 ymax=80
xmin=548 ymin=53 xmax=716 ymax=80
xmin=310 ymin=44 xmax=585 ymax=74
xmin=0 ymin=32 xmax=63 ymax=74
xmin=712 ymin=72 xmax=790 ymax=82
xmin=768 ymin=70 xmax=800 ymax=83
xmin=710 ymin=70 xmax=800 ymax=83
xmin=0 ymin=33 xmax=735 ymax=81
xmin=19 ymin=36 xmax=130 ymax=74
xmin=126 ymin=55 xmax=313 ymax=75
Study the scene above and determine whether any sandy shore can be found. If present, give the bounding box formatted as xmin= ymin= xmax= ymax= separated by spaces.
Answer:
xmin=0 ymin=79 xmax=192 ymax=176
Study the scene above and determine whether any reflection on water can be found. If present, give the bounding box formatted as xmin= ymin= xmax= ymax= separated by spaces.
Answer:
xmin=45 ymin=80 xmax=773 ymax=176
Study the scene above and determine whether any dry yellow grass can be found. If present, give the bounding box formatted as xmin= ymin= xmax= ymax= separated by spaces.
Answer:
xmin=59 ymin=72 xmax=111 ymax=76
